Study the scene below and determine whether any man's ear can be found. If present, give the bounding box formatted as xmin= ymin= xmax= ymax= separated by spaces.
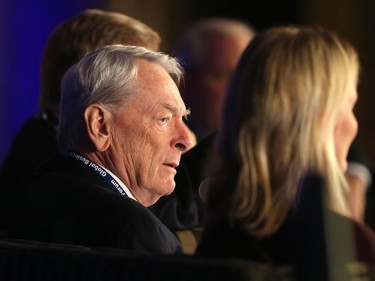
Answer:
xmin=84 ymin=104 xmax=111 ymax=151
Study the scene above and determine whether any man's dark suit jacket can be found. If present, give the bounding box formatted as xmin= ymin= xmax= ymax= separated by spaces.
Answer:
xmin=7 ymin=153 xmax=182 ymax=254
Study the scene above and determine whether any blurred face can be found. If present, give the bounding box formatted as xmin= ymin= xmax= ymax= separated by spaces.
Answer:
xmin=333 ymin=82 xmax=358 ymax=171
xmin=185 ymin=34 xmax=251 ymax=136
xmin=110 ymin=60 xmax=193 ymax=206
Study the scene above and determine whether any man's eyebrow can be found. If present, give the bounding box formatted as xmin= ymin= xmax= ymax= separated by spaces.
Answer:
xmin=162 ymin=103 xmax=177 ymax=112
xmin=162 ymin=103 xmax=190 ymax=117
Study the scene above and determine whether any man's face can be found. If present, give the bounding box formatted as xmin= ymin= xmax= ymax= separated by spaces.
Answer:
xmin=110 ymin=59 xmax=192 ymax=206
xmin=186 ymin=34 xmax=251 ymax=135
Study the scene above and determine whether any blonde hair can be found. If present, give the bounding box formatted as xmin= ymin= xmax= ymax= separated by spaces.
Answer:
xmin=206 ymin=25 xmax=360 ymax=237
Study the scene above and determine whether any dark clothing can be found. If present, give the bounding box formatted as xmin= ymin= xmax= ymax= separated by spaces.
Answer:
xmin=0 ymin=112 xmax=58 ymax=231
xmin=0 ymin=112 xmax=58 ymax=181
xmin=195 ymin=174 xmax=375 ymax=280
xmin=7 ymin=153 xmax=182 ymax=254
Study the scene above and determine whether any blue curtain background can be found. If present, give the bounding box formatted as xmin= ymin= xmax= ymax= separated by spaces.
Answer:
xmin=0 ymin=0 xmax=103 ymax=165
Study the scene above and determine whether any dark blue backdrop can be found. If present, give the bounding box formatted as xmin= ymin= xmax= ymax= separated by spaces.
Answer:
xmin=0 ymin=0 xmax=103 ymax=165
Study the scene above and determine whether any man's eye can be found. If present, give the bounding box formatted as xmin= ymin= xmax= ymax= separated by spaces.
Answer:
xmin=159 ymin=117 xmax=170 ymax=124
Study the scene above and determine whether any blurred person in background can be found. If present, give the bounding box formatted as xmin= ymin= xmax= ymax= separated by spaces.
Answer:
xmin=173 ymin=17 xmax=256 ymax=142
xmin=0 ymin=9 xmax=161 ymax=233
xmin=195 ymin=25 xmax=375 ymax=280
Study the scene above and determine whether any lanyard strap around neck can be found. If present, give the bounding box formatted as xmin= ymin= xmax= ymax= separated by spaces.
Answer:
xmin=66 ymin=151 xmax=127 ymax=196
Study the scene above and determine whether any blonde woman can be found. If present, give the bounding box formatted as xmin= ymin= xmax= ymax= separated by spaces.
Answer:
xmin=195 ymin=26 xmax=375 ymax=280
